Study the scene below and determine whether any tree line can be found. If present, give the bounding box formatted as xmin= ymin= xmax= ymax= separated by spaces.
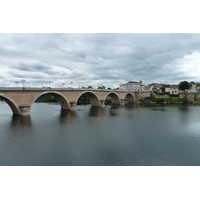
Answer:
xmin=36 ymin=93 xmax=112 ymax=104
xmin=178 ymin=81 xmax=192 ymax=91
xmin=35 ymin=85 xmax=119 ymax=103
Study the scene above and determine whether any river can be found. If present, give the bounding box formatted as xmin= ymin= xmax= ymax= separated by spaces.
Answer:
xmin=1 ymin=101 xmax=200 ymax=166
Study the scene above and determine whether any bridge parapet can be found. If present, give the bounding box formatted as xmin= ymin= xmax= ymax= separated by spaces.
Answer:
xmin=0 ymin=87 xmax=151 ymax=93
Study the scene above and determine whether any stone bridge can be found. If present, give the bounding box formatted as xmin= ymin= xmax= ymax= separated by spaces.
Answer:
xmin=0 ymin=87 xmax=150 ymax=115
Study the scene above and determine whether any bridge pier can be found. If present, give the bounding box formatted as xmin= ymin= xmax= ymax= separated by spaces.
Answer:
xmin=19 ymin=105 xmax=31 ymax=115
xmin=69 ymin=102 xmax=77 ymax=110
xmin=99 ymin=100 xmax=105 ymax=107
xmin=120 ymin=99 xmax=125 ymax=106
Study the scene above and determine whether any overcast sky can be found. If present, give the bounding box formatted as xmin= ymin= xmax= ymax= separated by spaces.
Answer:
xmin=1 ymin=33 xmax=200 ymax=88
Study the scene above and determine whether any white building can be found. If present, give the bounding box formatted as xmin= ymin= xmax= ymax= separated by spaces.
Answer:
xmin=170 ymin=87 xmax=179 ymax=95
xmin=119 ymin=81 xmax=142 ymax=91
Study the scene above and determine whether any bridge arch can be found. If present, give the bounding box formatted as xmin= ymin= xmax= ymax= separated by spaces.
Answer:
xmin=0 ymin=93 xmax=20 ymax=115
xmin=124 ymin=93 xmax=135 ymax=104
xmin=31 ymin=91 xmax=70 ymax=110
xmin=104 ymin=92 xmax=121 ymax=105
xmin=77 ymin=91 xmax=100 ymax=106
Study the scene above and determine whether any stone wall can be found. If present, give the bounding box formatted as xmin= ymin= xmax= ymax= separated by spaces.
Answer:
xmin=179 ymin=93 xmax=187 ymax=99
xmin=179 ymin=93 xmax=200 ymax=102
xmin=139 ymin=92 xmax=151 ymax=98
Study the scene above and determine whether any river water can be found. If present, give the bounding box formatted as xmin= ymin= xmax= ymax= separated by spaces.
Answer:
xmin=1 ymin=101 xmax=200 ymax=166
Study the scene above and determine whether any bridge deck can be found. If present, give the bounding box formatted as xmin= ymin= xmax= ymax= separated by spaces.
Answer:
xmin=0 ymin=87 xmax=152 ymax=93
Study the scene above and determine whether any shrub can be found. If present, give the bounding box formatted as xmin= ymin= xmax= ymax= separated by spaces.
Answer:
xmin=169 ymin=94 xmax=179 ymax=97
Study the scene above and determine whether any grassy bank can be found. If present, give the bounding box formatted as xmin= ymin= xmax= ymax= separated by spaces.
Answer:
xmin=149 ymin=92 xmax=183 ymax=103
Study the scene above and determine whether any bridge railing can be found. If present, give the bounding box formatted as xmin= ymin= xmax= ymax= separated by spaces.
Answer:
xmin=0 ymin=87 xmax=153 ymax=93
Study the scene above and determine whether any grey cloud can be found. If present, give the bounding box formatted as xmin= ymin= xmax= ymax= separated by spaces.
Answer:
xmin=9 ymin=71 xmax=45 ymax=79
xmin=13 ymin=62 xmax=50 ymax=72
xmin=1 ymin=33 xmax=200 ymax=87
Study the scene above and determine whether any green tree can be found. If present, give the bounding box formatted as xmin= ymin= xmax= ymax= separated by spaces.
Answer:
xmin=77 ymin=94 xmax=90 ymax=105
xmin=97 ymin=85 xmax=106 ymax=89
xmin=36 ymin=94 xmax=57 ymax=102
xmin=178 ymin=81 xmax=190 ymax=91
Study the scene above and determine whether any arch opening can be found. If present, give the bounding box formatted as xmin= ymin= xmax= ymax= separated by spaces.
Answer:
xmin=32 ymin=92 xmax=70 ymax=110
xmin=105 ymin=93 xmax=121 ymax=105
xmin=77 ymin=92 xmax=100 ymax=106
xmin=124 ymin=93 xmax=135 ymax=104
xmin=0 ymin=95 xmax=20 ymax=115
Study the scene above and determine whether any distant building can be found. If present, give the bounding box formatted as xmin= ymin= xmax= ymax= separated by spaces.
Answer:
xmin=144 ymin=83 xmax=180 ymax=95
xmin=196 ymin=83 xmax=200 ymax=92
xmin=140 ymin=83 xmax=146 ymax=91
xmin=119 ymin=81 xmax=143 ymax=91
xmin=159 ymin=84 xmax=171 ymax=94
xmin=189 ymin=81 xmax=200 ymax=92
xmin=190 ymin=82 xmax=197 ymax=92
xmin=169 ymin=85 xmax=179 ymax=95
xmin=144 ymin=83 xmax=162 ymax=91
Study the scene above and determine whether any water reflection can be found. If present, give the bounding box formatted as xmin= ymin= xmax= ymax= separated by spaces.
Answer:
xmin=108 ymin=105 xmax=121 ymax=117
xmin=108 ymin=104 xmax=139 ymax=117
xmin=124 ymin=103 xmax=136 ymax=108
xmin=174 ymin=104 xmax=191 ymax=124
xmin=59 ymin=109 xmax=78 ymax=124
xmin=110 ymin=105 xmax=121 ymax=109
xmin=177 ymin=104 xmax=190 ymax=113
xmin=124 ymin=103 xmax=144 ymax=109
xmin=142 ymin=104 xmax=162 ymax=107
xmin=88 ymin=106 xmax=107 ymax=117
xmin=8 ymin=115 xmax=33 ymax=136
xmin=11 ymin=115 xmax=32 ymax=127
xmin=2 ymin=103 xmax=200 ymax=166
xmin=150 ymin=106 xmax=167 ymax=112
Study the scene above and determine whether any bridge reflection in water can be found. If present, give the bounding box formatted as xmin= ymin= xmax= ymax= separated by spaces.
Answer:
xmin=11 ymin=115 xmax=32 ymax=127
xmin=59 ymin=110 xmax=78 ymax=124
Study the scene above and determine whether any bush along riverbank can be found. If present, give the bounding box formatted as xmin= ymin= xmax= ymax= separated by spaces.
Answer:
xmin=36 ymin=94 xmax=57 ymax=102
xmin=34 ymin=92 xmax=200 ymax=105
xmin=36 ymin=94 xmax=90 ymax=104
xmin=36 ymin=94 xmax=112 ymax=105
xmin=140 ymin=92 xmax=200 ymax=104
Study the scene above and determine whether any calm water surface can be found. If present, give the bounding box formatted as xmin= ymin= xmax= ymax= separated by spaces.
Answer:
xmin=1 ymin=101 xmax=200 ymax=166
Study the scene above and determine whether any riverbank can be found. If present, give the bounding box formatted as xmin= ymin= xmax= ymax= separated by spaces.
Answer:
xmin=141 ymin=92 xmax=200 ymax=104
